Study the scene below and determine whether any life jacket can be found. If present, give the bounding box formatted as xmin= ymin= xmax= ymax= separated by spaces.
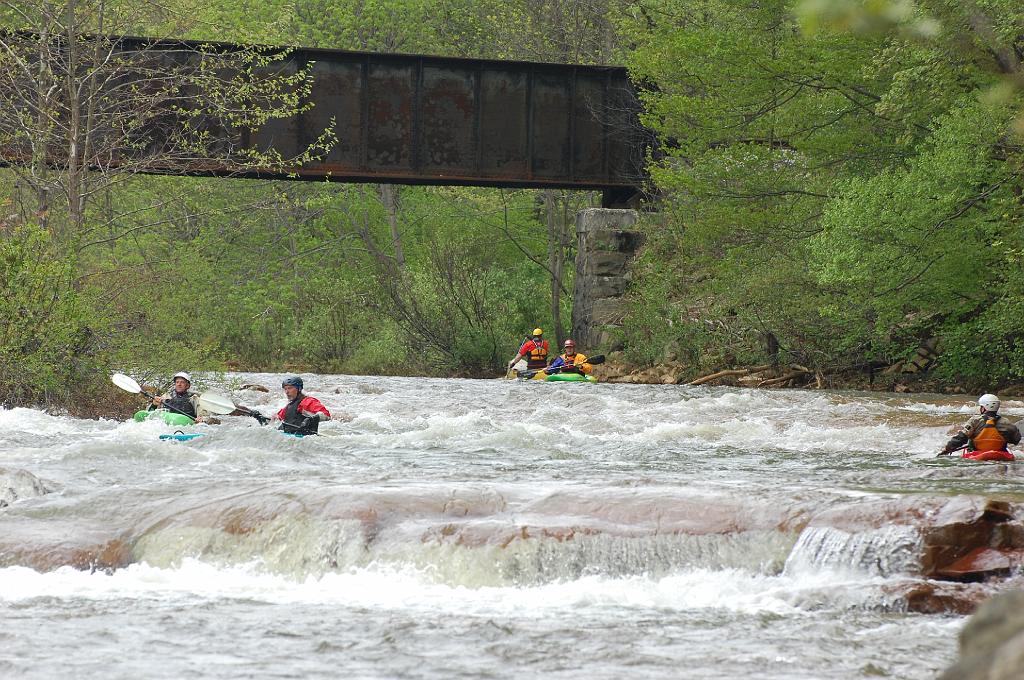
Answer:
xmin=559 ymin=352 xmax=580 ymax=373
xmin=162 ymin=390 xmax=197 ymax=419
xmin=281 ymin=395 xmax=319 ymax=434
xmin=971 ymin=415 xmax=1008 ymax=452
xmin=558 ymin=352 xmax=590 ymax=374
xmin=526 ymin=339 xmax=549 ymax=370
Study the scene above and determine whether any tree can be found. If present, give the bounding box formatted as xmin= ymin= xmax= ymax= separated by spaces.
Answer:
xmin=0 ymin=0 xmax=334 ymax=246
xmin=619 ymin=0 xmax=1023 ymax=384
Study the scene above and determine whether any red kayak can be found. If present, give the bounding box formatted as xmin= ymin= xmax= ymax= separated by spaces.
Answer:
xmin=962 ymin=450 xmax=1016 ymax=462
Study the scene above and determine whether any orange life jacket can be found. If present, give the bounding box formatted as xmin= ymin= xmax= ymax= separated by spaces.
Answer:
xmin=971 ymin=416 xmax=1008 ymax=452
xmin=526 ymin=339 xmax=549 ymax=369
xmin=559 ymin=352 xmax=591 ymax=374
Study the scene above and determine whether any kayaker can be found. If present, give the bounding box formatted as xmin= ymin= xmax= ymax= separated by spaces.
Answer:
xmin=507 ymin=328 xmax=550 ymax=372
xmin=545 ymin=339 xmax=593 ymax=376
xmin=150 ymin=371 xmax=203 ymax=422
xmin=938 ymin=393 xmax=1021 ymax=456
xmin=276 ymin=376 xmax=331 ymax=435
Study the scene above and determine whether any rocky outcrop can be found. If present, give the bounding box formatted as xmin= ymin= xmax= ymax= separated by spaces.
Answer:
xmin=939 ymin=589 xmax=1024 ymax=680
xmin=0 ymin=467 xmax=51 ymax=509
xmin=593 ymin=353 xmax=686 ymax=384
xmin=802 ymin=496 xmax=1024 ymax=582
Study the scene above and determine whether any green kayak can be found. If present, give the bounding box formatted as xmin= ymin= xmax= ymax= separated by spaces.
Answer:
xmin=544 ymin=373 xmax=597 ymax=383
xmin=133 ymin=409 xmax=195 ymax=426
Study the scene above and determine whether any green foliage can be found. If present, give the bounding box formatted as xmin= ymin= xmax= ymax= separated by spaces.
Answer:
xmin=621 ymin=0 xmax=1024 ymax=385
xmin=0 ymin=224 xmax=98 ymax=406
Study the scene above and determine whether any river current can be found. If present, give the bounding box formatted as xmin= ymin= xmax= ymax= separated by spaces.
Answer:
xmin=2 ymin=373 xmax=1022 ymax=679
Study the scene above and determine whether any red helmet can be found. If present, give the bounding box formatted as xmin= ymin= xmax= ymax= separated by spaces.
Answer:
xmin=564 ymin=339 xmax=575 ymax=348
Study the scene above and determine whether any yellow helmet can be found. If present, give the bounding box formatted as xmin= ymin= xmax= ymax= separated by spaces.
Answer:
xmin=533 ymin=328 xmax=543 ymax=336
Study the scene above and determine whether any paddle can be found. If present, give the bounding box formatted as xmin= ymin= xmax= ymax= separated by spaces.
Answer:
xmin=520 ymin=354 xmax=606 ymax=379
xmin=111 ymin=372 xmax=156 ymax=400
xmin=112 ymin=373 xmax=268 ymax=424
xmin=198 ymin=392 xmax=269 ymax=425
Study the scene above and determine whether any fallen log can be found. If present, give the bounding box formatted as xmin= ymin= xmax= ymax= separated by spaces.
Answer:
xmin=688 ymin=364 xmax=773 ymax=386
xmin=757 ymin=367 xmax=812 ymax=388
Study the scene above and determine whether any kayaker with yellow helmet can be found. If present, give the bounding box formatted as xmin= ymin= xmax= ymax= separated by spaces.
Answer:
xmin=507 ymin=328 xmax=550 ymax=372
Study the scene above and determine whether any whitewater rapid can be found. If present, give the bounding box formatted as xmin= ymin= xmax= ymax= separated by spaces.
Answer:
xmin=1 ymin=373 xmax=1020 ymax=679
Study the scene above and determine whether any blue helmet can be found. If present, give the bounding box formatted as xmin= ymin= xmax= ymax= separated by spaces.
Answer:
xmin=282 ymin=376 xmax=303 ymax=390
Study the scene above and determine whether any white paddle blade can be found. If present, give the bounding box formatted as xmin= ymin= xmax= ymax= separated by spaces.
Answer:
xmin=111 ymin=373 xmax=142 ymax=394
xmin=199 ymin=392 xmax=237 ymax=415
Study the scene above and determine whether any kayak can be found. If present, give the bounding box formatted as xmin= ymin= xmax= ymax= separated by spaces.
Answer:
xmin=545 ymin=373 xmax=596 ymax=383
xmin=134 ymin=409 xmax=195 ymax=426
xmin=159 ymin=433 xmax=204 ymax=442
xmin=511 ymin=370 xmax=596 ymax=383
xmin=963 ymin=450 xmax=1016 ymax=462
xmin=158 ymin=430 xmax=306 ymax=441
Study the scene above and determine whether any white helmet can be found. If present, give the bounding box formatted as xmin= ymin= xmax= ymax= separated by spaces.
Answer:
xmin=172 ymin=371 xmax=192 ymax=384
xmin=978 ymin=393 xmax=1000 ymax=413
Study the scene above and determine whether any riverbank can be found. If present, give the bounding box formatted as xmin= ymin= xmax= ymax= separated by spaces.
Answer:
xmin=592 ymin=353 xmax=1024 ymax=397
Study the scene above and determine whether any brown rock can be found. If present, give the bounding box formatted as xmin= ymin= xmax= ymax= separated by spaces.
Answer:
xmin=935 ymin=547 xmax=1024 ymax=580
xmin=890 ymin=580 xmax=996 ymax=615
xmin=940 ymin=589 xmax=1024 ymax=680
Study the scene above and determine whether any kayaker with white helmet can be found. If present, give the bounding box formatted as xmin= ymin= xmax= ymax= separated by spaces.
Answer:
xmin=276 ymin=376 xmax=331 ymax=435
xmin=507 ymin=327 xmax=550 ymax=373
xmin=150 ymin=371 xmax=203 ymax=421
xmin=938 ymin=393 xmax=1021 ymax=456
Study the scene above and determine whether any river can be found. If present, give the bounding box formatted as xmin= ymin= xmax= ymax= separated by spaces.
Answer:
xmin=2 ymin=373 xmax=1022 ymax=679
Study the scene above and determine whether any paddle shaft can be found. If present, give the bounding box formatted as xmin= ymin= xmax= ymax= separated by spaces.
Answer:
xmin=112 ymin=373 xmax=198 ymax=420
xmin=520 ymin=354 xmax=605 ymax=379
xmin=148 ymin=392 xmax=198 ymax=420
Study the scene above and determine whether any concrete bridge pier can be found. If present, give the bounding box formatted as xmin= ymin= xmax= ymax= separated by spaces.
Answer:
xmin=571 ymin=208 xmax=643 ymax=352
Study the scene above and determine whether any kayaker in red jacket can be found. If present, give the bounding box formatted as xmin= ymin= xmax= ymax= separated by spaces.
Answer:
xmin=939 ymin=393 xmax=1020 ymax=456
xmin=276 ymin=376 xmax=331 ymax=435
xmin=507 ymin=328 xmax=550 ymax=372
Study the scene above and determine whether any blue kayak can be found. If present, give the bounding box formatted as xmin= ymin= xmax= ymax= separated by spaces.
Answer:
xmin=159 ymin=433 xmax=204 ymax=442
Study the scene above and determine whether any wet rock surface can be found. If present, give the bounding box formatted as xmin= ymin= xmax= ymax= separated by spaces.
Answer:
xmin=939 ymin=589 xmax=1024 ymax=680
xmin=0 ymin=467 xmax=51 ymax=509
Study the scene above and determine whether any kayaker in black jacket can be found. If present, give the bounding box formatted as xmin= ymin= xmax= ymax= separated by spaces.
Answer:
xmin=150 ymin=371 xmax=203 ymax=421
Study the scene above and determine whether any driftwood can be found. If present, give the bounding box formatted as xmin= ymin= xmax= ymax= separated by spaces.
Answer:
xmin=690 ymin=363 xmax=816 ymax=388
xmin=688 ymin=364 xmax=773 ymax=386
xmin=757 ymin=366 xmax=812 ymax=388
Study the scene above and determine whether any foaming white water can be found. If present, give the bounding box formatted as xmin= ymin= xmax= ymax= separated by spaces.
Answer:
xmin=0 ymin=377 xmax=1002 ymax=680
xmin=784 ymin=525 xmax=924 ymax=577
xmin=0 ymin=560 xmax=900 ymax=616
xmin=208 ymin=375 xmax=957 ymax=458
